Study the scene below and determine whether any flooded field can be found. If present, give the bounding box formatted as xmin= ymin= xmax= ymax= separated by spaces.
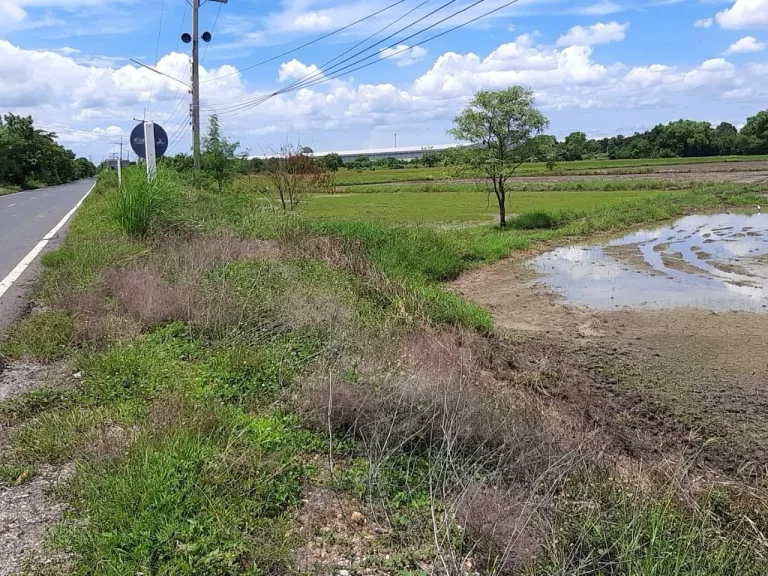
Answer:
xmin=452 ymin=214 xmax=768 ymax=474
xmin=531 ymin=213 xmax=768 ymax=313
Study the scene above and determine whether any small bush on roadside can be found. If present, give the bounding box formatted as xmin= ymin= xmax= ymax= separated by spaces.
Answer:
xmin=510 ymin=210 xmax=562 ymax=230
xmin=108 ymin=166 xmax=177 ymax=236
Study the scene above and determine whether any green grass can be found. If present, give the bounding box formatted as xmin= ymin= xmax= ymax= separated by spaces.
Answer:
xmin=56 ymin=410 xmax=309 ymax=575
xmin=3 ymin=173 xmax=767 ymax=574
xmin=108 ymin=166 xmax=177 ymax=236
xmin=0 ymin=185 xmax=20 ymax=197
xmin=1 ymin=311 xmax=77 ymax=361
xmin=301 ymin=187 xmax=687 ymax=224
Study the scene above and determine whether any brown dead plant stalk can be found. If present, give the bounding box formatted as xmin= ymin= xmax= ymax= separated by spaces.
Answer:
xmin=300 ymin=327 xmax=595 ymax=573
xmin=263 ymin=145 xmax=334 ymax=210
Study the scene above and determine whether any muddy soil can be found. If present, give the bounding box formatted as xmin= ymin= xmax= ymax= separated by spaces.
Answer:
xmin=451 ymin=252 xmax=768 ymax=479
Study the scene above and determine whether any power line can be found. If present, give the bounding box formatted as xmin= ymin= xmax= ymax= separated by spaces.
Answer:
xmin=273 ymin=0 xmax=458 ymax=97
xmin=201 ymin=0 xmax=435 ymax=114
xmin=201 ymin=0 xmax=223 ymax=66
xmin=200 ymin=0 xmax=407 ymax=85
xmin=204 ymin=0 xmax=460 ymax=117
xmin=144 ymin=0 xmax=166 ymax=119
xmin=159 ymin=1 xmax=190 ymax=123
xmin=210 ymin=0 xmax=511 ymax=120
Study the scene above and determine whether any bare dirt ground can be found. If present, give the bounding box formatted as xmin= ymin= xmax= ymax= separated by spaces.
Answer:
xmin=452 ymin=250 xmax=768 ymax=479
xmin=0 ymin=361 xmax=75 ymax=576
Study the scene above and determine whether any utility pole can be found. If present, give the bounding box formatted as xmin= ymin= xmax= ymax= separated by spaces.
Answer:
xmin=178 ymin=0 xmax=224 ymax=171
xmin=114 ymin=137 xmax=124 ymax=188
xmin=191 ymin=0 xmax=201 ymax=171
xmin=394 ymin=133 xmax=397 ymax=148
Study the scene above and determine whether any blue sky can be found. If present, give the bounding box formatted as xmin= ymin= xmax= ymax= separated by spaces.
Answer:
xmin=1 ymin=0 xmax=767 ymax=160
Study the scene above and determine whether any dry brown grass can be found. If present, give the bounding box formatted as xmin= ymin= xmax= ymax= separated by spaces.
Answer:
xmin=49 ymin=233 xmax=293 ymax=344
xmin=298 ymin=326 xmax=602 ymax=573
xmin=105 ymin=265 xmax=193 ymax=328
xmin=456 ymin=485 xmax=542 ymax=575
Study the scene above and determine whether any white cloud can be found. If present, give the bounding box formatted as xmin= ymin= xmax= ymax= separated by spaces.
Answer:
xmin=570 ymin=2 xmax=625 ymax=16
xmin=722 ymin=87 xmax=754 ymax=99
xmin=716 ymin=0 xmax=768 ymax=29
xmin=695 ymin=18 xmax=714 ymax=28
xmin=749 ymin=62 xmax=768 ymax=74
xmin=292 ymin=12 xmax=334 ymax=31
xmin=556 ymin=21 xmax=629 ymax=47
xmin=379 ymin=45 xmax=428 ymax=66
xmin=724 ymin=36 xmax=766 ymax=54
xmin=0 ymin=33 xmax=764 ymax=160
xmin=278 ymin=59 xmax=322 ymax=82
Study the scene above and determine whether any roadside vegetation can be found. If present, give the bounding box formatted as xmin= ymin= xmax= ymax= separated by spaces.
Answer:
xmin=2 ymin=87 xmax=768 ymax=574
xmin=0 ymin=113 xmax=97 ymax=191
xmin=1 ymin=160 xmax=766 ymax=574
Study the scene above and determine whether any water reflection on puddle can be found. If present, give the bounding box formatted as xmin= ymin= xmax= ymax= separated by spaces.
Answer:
xmin=530 ymin=213 xmax=768 ymax=312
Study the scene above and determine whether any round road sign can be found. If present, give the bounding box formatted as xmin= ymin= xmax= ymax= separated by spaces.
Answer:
xmin=130 ymin=123 xmax=169 ymax=159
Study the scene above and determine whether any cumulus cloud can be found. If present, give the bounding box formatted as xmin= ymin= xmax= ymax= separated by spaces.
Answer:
xmin=695 ymin=18 xmax=714 ymax=28
xmin=379 ymin=45 xmax=428 ymax=66
xmin=556 ymin=21 xmax=629 ymax=47
xmin=716 ymin=0 xmax=768 ymax=29
xmin=278 ymin=59 xmax=322 ymax=81
xmin=0 ymin=33 xmax=763 ymax=160
xmin=724 ymin=36 xmax=766 ymax=54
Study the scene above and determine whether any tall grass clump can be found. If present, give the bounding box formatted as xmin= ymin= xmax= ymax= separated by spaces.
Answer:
xmin=109 ymin=166 xmax=177 ymax=236
xmin=509 ymin=210 xmax=562 ymax=230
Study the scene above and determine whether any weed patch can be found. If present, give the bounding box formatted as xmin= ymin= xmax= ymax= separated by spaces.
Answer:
xmin=108 ymin=166 xmax=177 ymax=236
xmin=56 ymin=412 xmax=305 ymax=575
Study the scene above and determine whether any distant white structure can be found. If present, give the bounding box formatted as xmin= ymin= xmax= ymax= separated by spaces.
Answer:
xmin=252 ymin=143 xmax=462 ymax=164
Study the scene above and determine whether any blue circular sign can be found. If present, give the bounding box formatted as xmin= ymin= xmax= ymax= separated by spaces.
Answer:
xmin=130 ymin=123 xmax=169 ymax=159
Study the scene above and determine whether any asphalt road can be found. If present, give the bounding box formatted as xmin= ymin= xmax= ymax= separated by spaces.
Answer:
xmin=0 ymin=179 xmax=95 ymax=332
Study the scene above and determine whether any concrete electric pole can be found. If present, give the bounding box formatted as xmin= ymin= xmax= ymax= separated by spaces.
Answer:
xmin=184 ymin=0 xmax=227 ymax=171
xmin=191 ymin=0 xmax=201 ymax=171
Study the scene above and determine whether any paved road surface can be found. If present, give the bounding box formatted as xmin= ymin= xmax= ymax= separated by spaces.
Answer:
xmin=0 ymin=179 xmax=95 ymax=332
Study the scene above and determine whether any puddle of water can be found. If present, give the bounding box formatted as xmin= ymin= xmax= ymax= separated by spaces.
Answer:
xmin=530 ymin=213 xmax=768 ymax=312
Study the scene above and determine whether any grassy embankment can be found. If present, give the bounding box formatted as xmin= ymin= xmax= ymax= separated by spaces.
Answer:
xmin=1 ymin=167 xmax=767 ymax=574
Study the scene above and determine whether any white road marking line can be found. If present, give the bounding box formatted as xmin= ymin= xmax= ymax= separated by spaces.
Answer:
xmin=7 ymin=204 xmax=15 ymax=207
xmin=0 ymin=182 xmax=96 ymax=301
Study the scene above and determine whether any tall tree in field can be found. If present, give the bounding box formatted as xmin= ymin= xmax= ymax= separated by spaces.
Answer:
xmin=202 ymin=114 xmax=240 ymax=191
xmin=449 ymin=87 xmax=549 ymax=227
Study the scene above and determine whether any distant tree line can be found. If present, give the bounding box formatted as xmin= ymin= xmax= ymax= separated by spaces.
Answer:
xmin=0 ymin=114 xmax=97 ymax=189
xmin=550 ymin=111 xmax=768 ymax=161
xmin=158 ymin=110 xmax=768 ymax=182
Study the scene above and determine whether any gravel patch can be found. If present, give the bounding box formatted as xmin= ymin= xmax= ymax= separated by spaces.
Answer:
xmin=0 ymin=464 xmax=74 ymax=576
xmin=0 ymin=361 xmax=70 ymax=402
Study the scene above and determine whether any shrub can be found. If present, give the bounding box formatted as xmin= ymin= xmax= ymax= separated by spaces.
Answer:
xmin=509 ymin=210 xmax=561 ymax=230
xmin=108 ymin=167 xmax=176 ymax=236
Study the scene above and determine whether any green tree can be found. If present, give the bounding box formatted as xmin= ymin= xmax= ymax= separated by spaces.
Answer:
xmin=201 ymin=114 xmax=240 ymax=191
xmin=448 ymin=86 xmax=549 ymax=227
xmin=562 ymin=131 xmax=587 ymax=161
xmin=0 ymin=113 xmax=90 ymax=188
xmin=740 ymin=110 xmax=768 ymax=154
xmin=318 ymin=153 xmax=343 ymax=172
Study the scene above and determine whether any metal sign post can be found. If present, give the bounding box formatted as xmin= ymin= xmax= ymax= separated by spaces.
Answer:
xmin=144 ymin=122 xmax=158 ymax=181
